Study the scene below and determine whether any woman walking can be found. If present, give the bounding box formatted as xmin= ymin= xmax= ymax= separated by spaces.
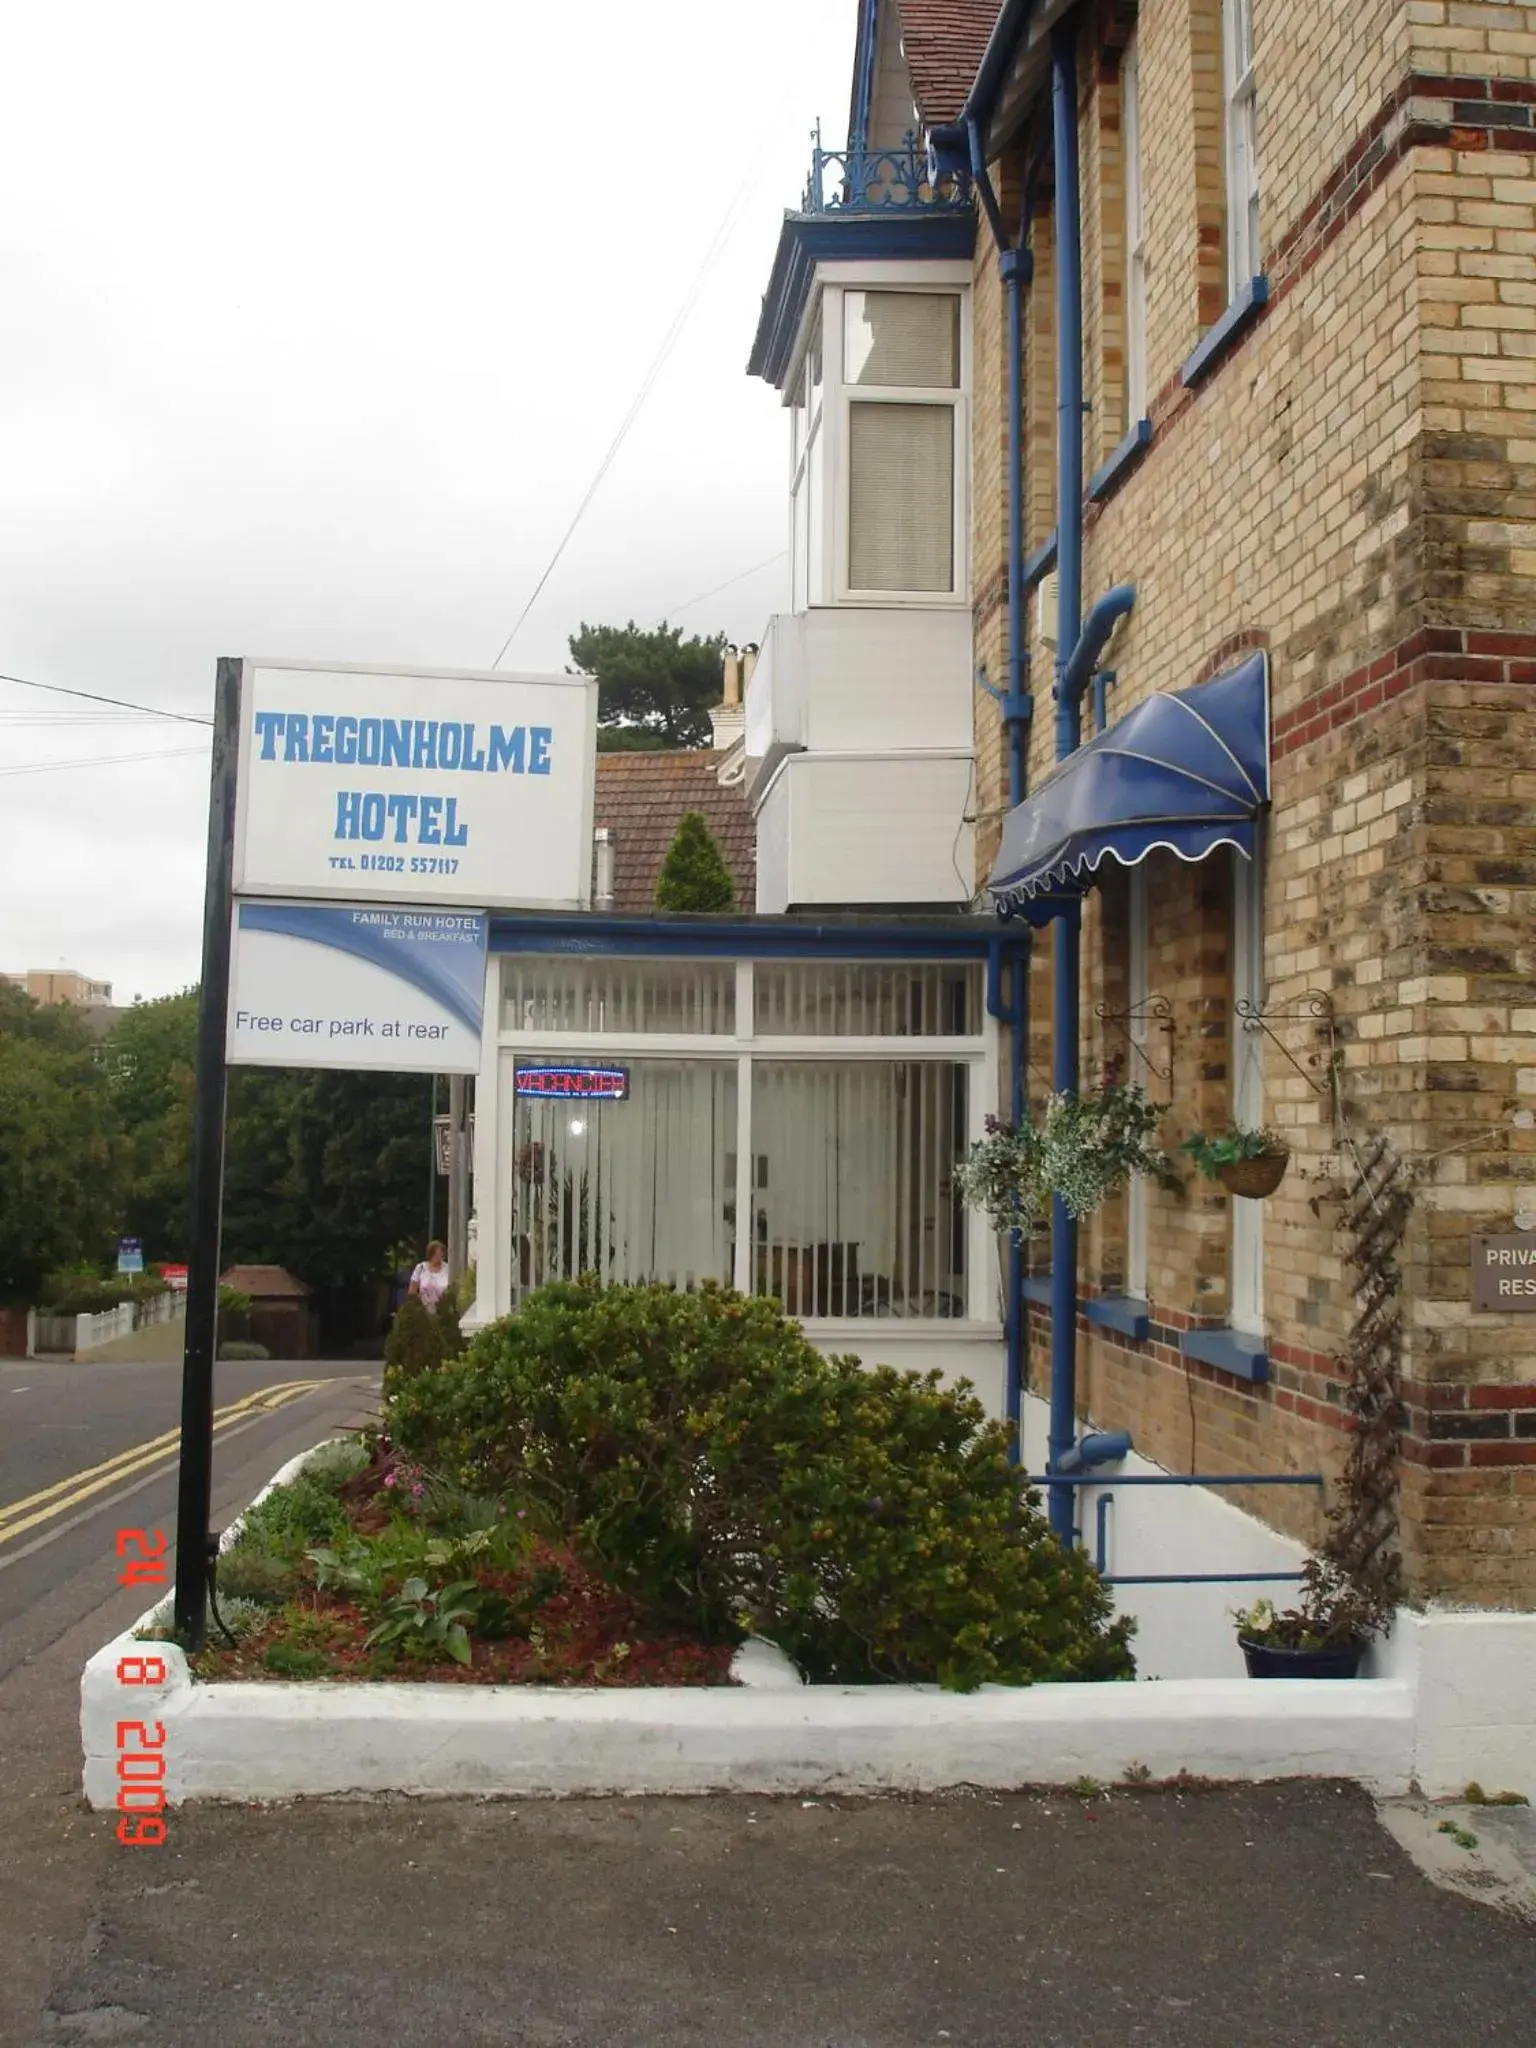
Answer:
xmin=408 ymin=1240 xmax=451 ymax=1313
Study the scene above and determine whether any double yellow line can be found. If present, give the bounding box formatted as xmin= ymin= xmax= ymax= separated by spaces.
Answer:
xmin=0 ymin=1379 xmax=324 ymax=1550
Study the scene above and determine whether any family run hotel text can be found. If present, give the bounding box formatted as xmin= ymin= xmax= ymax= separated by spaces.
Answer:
xmin=251 ymin=711 xmax=554 ymax=848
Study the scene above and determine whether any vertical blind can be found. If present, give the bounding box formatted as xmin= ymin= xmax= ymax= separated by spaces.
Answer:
xmin=848 ymin=402 xmax=955 ymax=592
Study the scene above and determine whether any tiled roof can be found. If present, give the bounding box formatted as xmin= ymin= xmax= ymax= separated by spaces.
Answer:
xmin=893 ymin=1 xmax=998 ymax=125
xmin=220 ymin=1264 xmax=313 ymax=1299
xmin=594 ymin=749 xmax=755 ymax=913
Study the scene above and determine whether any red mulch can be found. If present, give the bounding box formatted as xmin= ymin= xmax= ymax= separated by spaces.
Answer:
xmin=197 ymin=1451 xmax=737 ymax=1688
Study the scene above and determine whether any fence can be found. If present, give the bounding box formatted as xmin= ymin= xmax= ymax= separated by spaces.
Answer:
xmin=28 ymin=1290 xmax=187 ymax=1358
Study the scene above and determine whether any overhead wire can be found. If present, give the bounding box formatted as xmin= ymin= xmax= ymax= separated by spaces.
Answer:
xmin=0 ymin=746 xmax=208 ymax=779
xmin=0 ymin=669 xmax=212 ymax=727
xmin=656 ymin=548 xmax=789 ymax=624
xmin=488 ymin=88 xmax=798 ymax=669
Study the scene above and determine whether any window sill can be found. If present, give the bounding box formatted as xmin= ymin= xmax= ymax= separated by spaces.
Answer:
xmin=1021 ymin=1274 xmax=1053 ymax=1305
xmin=1087 ymin=420 xmax=1152 ymax=505
xmin=1084 ymin=1293 xmax=1150 ymax=1341
xmin=1180 ymin=275 xmax=1270 ymax=390
xmin=1180 ymin=1325 xmax=1268 ymax=1384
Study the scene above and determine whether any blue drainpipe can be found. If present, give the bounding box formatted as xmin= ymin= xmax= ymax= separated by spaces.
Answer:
xmin=1046 ymin=14 xmax=1085 ymax=1542
xmin=968 ymin=116 xmax=1036 ymax=1459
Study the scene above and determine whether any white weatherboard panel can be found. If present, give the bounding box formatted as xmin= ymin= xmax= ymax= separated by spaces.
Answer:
xmin=785 ymin=753 xmax=973 ymax=906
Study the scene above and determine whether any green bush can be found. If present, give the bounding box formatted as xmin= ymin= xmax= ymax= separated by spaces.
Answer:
xmin=301 ymin=1438 xmax=371 ymax=1489
xmin=218 ymin=1340 xmax=270 ymax=1362
xmin=234 ymin=1472 xmax=350 ymax=1554
xmin=654 ymin=810 xmax=735 ymax=912
xmin=383 ymin=1292 xmax=463 ymax=1398
xmin=214 ymin=1546 xmax=303 ymax=1606
xmin=390 ymin=1280 xmax=1135 ymax=1691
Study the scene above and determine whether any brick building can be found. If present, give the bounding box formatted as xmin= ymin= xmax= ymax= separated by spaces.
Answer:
xmin=952 ymin=0 xmax=1536 ymax=1615
xmin=745 ymin=0 xmax=1536 ymax=1623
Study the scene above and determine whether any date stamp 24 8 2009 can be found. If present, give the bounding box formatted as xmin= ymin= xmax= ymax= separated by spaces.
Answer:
xmin=113 ymin=1528 xmax=171 ymax=1846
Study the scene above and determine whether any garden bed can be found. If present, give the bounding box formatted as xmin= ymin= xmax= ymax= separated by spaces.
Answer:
xmin=182 ymin=1437 xmax=737 ymax=1689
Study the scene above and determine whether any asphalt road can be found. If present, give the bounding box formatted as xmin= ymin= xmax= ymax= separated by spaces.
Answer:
xmin=0 ymin=1354 xmax=379 ymax=1680
xmin=1 ymin=1357 xmax=1532 ymax=2047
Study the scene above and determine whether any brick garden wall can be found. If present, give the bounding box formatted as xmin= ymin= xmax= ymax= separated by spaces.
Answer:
xmin=973 ymin=0 xmax=1536 ymax=1603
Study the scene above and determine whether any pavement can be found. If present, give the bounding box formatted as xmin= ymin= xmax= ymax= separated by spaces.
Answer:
xmin=3 ymin=1358 xmax=1533 ymax=2047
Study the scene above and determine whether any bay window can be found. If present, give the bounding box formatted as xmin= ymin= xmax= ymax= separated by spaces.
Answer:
xmin=782 ymin=276 xmax=969 ymax=609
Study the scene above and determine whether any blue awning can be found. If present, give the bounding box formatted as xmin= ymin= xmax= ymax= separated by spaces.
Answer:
xmin=989 ymin=650 xmax=1270 ymax=914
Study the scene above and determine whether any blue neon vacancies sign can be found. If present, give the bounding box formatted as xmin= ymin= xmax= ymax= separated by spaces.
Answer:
xmin=232 ymin=661 xmax=598 ymax=912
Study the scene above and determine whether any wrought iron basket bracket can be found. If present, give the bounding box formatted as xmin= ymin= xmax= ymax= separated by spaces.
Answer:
xmin=1094 ymin=995 xmax=1175 ymax=1102
xmin=1235 ymin=991 xmax=1338 ymax=1097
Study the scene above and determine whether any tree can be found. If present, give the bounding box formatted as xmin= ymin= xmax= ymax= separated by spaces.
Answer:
xmin=0 ymin=985 xmax=122 ymax=1301
xmin=100 ymin=992 xmax=435 ymax=1304
xmin=654 ymin=810 xmax=735 ymax=912
xmin=106 ymin=990 xmax=198 ymax=1257
xmin=568 ymin=621 xmax=726 ymax=752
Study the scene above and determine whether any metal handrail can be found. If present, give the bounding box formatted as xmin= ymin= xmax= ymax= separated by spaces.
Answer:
xmin=1033 ymin=1469 xmax=1326 ymax=1588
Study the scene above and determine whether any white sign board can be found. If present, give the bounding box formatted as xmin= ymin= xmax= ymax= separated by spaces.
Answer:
xmin=232 ymin=659 xmax=597 ymax=910
xmin=228 ymin=902 xmax=488 ymax=1074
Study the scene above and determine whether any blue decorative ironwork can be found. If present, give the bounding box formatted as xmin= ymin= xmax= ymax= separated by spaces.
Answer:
xmin=801 ymin=123 xmax=969 ymax=215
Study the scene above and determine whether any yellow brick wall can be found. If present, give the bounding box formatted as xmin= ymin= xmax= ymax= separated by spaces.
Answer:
xmin=970 ymin=0 xmax=1536 ymax=1603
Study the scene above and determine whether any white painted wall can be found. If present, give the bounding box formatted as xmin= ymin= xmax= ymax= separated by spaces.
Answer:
xmin=754 ymin=775 xmax=792 ymax=914
xmin=800 ymin=1324 xmax=1006 ymax=1415
xmin=82 ymin=1440 xmax=1535 ymax=1806
xmin=1018 ymin=1396 xmax=1309 ymax=1681
xmin=761 ymin=751 xmax=973 ymax=908
xmin=744 ymin=608 xmax=973 ymax=776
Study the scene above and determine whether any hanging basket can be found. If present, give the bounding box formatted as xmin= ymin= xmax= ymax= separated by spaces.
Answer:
xmin=1217 ymin=1148 xmax=1290 ymax=1199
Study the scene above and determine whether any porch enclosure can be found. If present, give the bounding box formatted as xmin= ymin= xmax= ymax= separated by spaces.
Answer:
xmin=491 ymin=951 xmax=997 ymax=1326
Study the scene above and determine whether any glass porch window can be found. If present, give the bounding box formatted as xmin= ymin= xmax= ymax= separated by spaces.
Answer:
xmin=511 ymin=1058 xmax=737 ymax=1301
xmin=502 ymin=958 xmax=736 ymax=1035
xmin=753 ymin=960 xmax=982 ymax=1036
xmin=748 ymin=1061 xmax=968 ymax=1319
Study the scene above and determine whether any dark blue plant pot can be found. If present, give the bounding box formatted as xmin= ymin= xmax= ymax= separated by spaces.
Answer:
xmin=1239 ymin=1635 xmax=1365 ymax=1680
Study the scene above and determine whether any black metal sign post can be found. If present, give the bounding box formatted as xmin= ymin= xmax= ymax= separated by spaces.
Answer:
xmin=172 ymin=658 xmax=242 ymax=1649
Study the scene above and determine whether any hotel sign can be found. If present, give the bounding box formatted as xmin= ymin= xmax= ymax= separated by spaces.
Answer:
xmin=1471 ymin=1233 xmax=1536 ymax=1311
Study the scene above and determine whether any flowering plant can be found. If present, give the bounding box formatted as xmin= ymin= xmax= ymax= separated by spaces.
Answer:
xmin=956 ymin=1083 xmax=1174 ymax=1235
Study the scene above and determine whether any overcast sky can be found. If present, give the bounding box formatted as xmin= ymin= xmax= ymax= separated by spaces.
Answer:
xmin=0 ymin=1 xmax=855 ymax=1002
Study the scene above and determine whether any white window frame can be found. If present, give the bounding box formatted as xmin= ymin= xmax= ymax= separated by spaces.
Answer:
xmin=1125 ymin=861 xmax=1150 ymax=1301
xmin=1230 ymin=843 xmax=1266 ymax=1335
xmin=792 ymin=263 xmax=971 ymax=610
xmin=485 ymin=952 xmax=999 ymax=1330
xmin=787 ymin=314 xmax=823 ymax=612
xmin=1121 ymin=31 xmax=1148 ymax=427
xmin=1222 ymin=0 xmax=1261 ymax=297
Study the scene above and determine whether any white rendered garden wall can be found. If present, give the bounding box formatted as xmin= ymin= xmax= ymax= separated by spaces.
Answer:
xmin=82 ymin=1440 xmax=1536 ymax=1807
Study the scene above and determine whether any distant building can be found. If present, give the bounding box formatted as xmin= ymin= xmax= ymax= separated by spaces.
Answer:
xmin=4 ymin=969 xmax=113 ymax=1007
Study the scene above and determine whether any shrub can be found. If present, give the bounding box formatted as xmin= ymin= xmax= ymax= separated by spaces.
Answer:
xmin=218 ymin=1340 xmax=270 ymax=1362
xmin=654 ymin=810 xmax=734 ymax=912
xmin=214 ymin=1546 xmax=302 ymax=1606
xmin=390 ymin=1280 xmax=1135 ymax=1690
xmin=234 ymin=1473 xmax=350 ymax=1553
xmin=301 ymin=1438 xmax=371 ymax=1489
xmin=384 ymin=1292 xmax=463 ymax=1397
xmin=209 ymin=1595 xmax=270 ymax=1643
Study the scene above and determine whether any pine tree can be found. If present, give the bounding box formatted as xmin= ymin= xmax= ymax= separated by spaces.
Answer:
xmin=655 ymin=811 xmax=735 ymax=912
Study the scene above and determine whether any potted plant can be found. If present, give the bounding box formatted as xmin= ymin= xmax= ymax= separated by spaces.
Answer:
xmin=1183 ymin=1122 xmax=1290 ymax=1199
xmin=958 ymin=1082 xmax=1175 ymax=1234
xmin=1233 ymin=1555 xmax=1394 ymax=1679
